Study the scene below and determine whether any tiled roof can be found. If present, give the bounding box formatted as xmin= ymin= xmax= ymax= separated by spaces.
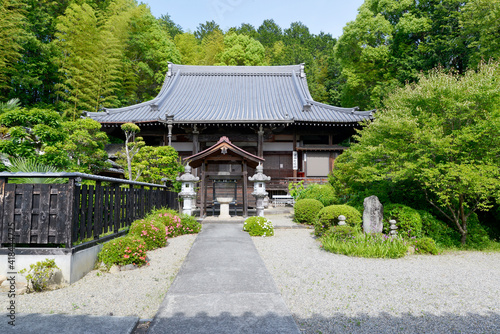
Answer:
xmin=87 ymin=63 xmax=374 ymax=125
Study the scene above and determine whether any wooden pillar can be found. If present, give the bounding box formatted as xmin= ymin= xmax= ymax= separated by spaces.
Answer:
xmin=243 ymin=162 xmax=248 ymax=217
xmin=200 ymin=161 xmax=206 ymax=218
xmin=257 ymin=125 xmax=264 ymax=158
xmin=293 ymin=133 xmax=298 ymax=178
xmin=192 ymin=125 xmax=199 ymax=155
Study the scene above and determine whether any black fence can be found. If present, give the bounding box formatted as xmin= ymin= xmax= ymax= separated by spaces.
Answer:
xmin=0 ymin=173 xmax=177 ymax=248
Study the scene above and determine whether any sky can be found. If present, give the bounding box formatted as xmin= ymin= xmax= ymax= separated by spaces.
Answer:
xmin=141 ymin=0 xmax=365 ymax=38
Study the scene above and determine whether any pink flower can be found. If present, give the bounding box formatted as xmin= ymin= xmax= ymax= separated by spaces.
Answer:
xmin=123 ymin=254 xmax=130 ymax=259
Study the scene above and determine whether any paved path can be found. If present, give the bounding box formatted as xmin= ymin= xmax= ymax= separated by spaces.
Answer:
xmin=148 ymin=220 xmax=300 ymax=334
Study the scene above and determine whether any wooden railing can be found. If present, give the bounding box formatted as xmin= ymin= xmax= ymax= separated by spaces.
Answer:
xmin=0 ymin=173 xmax=177 ymax=248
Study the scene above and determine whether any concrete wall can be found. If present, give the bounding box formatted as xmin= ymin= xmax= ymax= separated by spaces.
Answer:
xmin=0 ymin=244 xmax=103 ymax=284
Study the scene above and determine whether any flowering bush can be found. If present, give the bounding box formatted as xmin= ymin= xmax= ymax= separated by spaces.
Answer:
xmin=146 ymin=208 xmax=201 ymax=237
xmin=129 ymin=219 xmax=167 ymax=250
xmin=243 ymin=216 xmax=274 ymax=237
xmin=98 ymin=236 xmax=148 ymax=268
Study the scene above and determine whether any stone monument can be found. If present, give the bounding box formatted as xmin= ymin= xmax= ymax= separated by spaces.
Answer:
xmin=363 ymin=195 xmax=383 ymax=233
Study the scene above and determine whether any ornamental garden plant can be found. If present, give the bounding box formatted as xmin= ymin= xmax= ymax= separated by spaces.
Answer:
xmin=98 ymin=236 xmax=148 ymax=268
xmin=129 ymin=219 xmax=167 ymax=250
xmin=243 ymin=216 xmax=274 ymax=237
xmin=97 ymin=207 xmax=202 ymax=270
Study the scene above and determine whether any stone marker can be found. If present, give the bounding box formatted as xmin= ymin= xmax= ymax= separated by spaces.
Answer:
xmin=363 ymin=195 xmax=383 ymax=233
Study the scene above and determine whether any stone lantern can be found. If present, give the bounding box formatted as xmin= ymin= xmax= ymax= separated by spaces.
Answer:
xmin=176 ymin=164 xmax=199 ymax=216
xmin=248 ymin=163 xmax=271 ymax=217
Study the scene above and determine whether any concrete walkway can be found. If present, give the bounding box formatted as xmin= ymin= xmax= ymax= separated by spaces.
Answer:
xmin=148 ymin=219 xmax=300 ymax=334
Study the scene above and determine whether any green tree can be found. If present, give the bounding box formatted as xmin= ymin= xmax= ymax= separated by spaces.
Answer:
xmin=200 ymin=30 xmax=225 ymax=65
xmin=257 ymin=19 xmax=282 ymax=49
xmin=123 ymin=4 xmax=181 ymax=102
xmin=0 ymin=107 xmax=64 ymax=158
xmin=194 ymin=20 xmax=221 ymax=41
xmin=158 ymin=13 xmax=183 ymax=39
xmin=334 ymin=0 xmax=470 ymax=109
xmin=216 ymin=33 xmax=266 ymax=66
xmin=333 ymin=63 xmax=500 ymax=244
xmin=134 ymin=145 xmax=183 ymax=185
xmin=174 ymin=32 xmax=202 ymax=65
xmin=61 ymin=118 xmax=109 ymax=173
xmin=4 ymin=0 xmax=72 ymax=107
xmin=55 ymin=3 xmax=100 ymax=118
xmin=0 ymin=0 xmax=26 ymax=90
xmin=117 ymin=122 xmax=145 ymax=181
xmin=460 ymin=0 xmax=500 ymax=67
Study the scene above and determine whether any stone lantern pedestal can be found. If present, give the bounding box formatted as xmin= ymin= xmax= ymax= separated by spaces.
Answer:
xmin=248 ymin=164 xmax=271 ymax=217
xmin=176 ymin=164 xmax=199 ymax=216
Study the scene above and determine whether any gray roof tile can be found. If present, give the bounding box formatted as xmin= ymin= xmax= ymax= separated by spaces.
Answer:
xmin=87 ymin=64 xmax=374 ymax=125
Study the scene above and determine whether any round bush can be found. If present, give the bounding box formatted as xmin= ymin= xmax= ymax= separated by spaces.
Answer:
xmin=98 ymin=236 xmax=148 ymax=268
xmin=383 ymin=204 xmax=423 ymax=238
xmin=314 ymin=205 xmax=362 ymax=236
xmin=413 ymin=237 xmax=438 ymax=255
xmin=297 ymin=183 xmax=337 ymax=206
xmin=294 ymin=199 xmax=324 ymax=225
xmin=129 ymin=219 xmax=167 ymax=250
xmin=243 ymin=216 xmax=274 ymax=237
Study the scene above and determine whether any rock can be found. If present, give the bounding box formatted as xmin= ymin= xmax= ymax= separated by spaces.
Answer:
xmin=121 ymin=264 xmax=137 ymax=271
xmin=0 ymin=280 xmax=26 ymax=292
xmin=0 ymin=275 xmax=7 ymax=286
xmin=109 ymin=265 xmax=120 ymax=273
xmin=46 ymin=269 xmax=64 ymax=286
xmin=17 ymin=286 xmax=27 ymax=295
xmin=363 ymin=195 xmax=384 ymax=234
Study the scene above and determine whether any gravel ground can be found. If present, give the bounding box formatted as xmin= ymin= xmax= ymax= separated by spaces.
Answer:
xmin=1 ymin=234 xmax=196 ymax=319
xmin=253 ymin=228 xmax=500 ymax=334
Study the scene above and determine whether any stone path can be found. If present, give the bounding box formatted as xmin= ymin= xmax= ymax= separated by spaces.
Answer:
xmin=148 ymin=220 xmax=300 ymax=334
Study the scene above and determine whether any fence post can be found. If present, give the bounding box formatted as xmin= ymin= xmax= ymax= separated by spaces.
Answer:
xmin=0 ymin=177 xmax=6 ymax=245
xmin=114 ymin=183 xmax=120 ymax=233
xmin=94 ymin=181 xmax=102 ymax=240
xmin=66 ymin=177 xmax=78 ymax=248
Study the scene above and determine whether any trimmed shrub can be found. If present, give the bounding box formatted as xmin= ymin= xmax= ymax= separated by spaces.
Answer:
xmin=418 ymin=210 xmax=460 ymax=247
xmin=243 ymin=216 xmax=274 ymax=237
xmin=383 ymin=204 xmax=422 ymax=238
xmin=325 ymin=225 xmax=359 ymax=240
xmin=297 ymin=183 xmax=337 ymax=207
xmin=314 ymin=205 xmax=362 ymax=236
xmin=413 ymin=237 xmax=439 ymax=255
xmin=98 ymin=236 xmax=148 ymax=268
xmin=294 ymin=199 xmax=324 ymax=225
xmin=129 ymin=219 xmax=167 ymax=250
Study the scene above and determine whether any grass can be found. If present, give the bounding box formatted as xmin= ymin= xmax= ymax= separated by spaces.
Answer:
xmin=321 ymin=233 xmax=410 ymax=259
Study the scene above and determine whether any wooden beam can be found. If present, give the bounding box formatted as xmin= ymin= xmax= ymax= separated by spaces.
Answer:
xmin=243 ymin=163 xmax=248 ymax=217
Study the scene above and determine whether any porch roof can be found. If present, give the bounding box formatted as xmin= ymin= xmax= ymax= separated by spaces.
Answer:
xmin=184 ymin=136 xmax=264 ymax=169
